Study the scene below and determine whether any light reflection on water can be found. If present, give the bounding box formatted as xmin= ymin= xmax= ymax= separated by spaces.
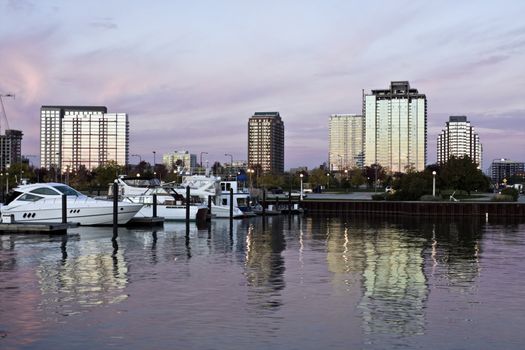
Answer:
xmin=1 ymin=216 xmax=525 ymax=349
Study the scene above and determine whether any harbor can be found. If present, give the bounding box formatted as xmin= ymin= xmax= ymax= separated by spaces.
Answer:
xmin=2 ymin=215 xmax=525 ymax=349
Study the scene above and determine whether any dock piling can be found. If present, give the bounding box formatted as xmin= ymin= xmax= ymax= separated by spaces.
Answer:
xmin=186 ymin=186 xmax=190 ymax=235
xmin=112 ymin=182 xmax=118 ymax=240
xmin=153 ymin=194 xmax=157 ymax=218
xmin=229 ymin=188 xmax=234 ymax=220
xmin=62 ymin=194 xmax=67 ymax=224
xmin=262 ymin=189 xmax=266 ymax=216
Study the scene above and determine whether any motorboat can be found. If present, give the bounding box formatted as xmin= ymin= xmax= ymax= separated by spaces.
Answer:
xmin=1 ymin=183 xmax=142 ymax=225
xmin=111 ymin=176 xmax=208 ymax=221
xmin=123 ymin=194 xmax=208 ymax=221
xmin=178 ymin=175 xmax=255 ymax=218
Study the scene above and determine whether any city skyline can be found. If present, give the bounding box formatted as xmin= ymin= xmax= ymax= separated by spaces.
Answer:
xmin=1 ymin=1 xmax=524 ymax=169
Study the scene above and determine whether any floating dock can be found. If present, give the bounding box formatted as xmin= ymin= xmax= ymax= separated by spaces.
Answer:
xmin=126 ymin=216 xmax=165 ymax=227
xmin=0 ymin=222 xmax=72 ymax=235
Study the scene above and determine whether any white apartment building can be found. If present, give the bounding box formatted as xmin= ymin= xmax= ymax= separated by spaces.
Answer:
xmin=40 ymin=106 xmax=129 ymax=172
xmin=163 ymin=150 xmax=197 ymax=174
xmin=328 ymin=114 xmax=364 ymax=171
xmin=365 ymin=81 xmax=427 ymax=172
xmin=437 ymin=116 xmax=482 ymax=169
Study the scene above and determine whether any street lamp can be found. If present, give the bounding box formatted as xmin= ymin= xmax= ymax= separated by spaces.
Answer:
xmin=247 ymin=168 xmax=254 ymax=191
xmin=326 ymin=173 xmax=330 ymax=190
xmin=432 ymin=170 xmax=437 ymax=197
xmin=131 ymin=154 xmax=142 ymax=164
xmin=152 ymin=151 xmax=156 ymax=177
xmin=300 ymin=173 xmax=304 ymax=201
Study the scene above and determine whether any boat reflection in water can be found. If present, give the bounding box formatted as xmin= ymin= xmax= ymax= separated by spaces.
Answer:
xmin=36 ymin=228 xmax=129 ymax=317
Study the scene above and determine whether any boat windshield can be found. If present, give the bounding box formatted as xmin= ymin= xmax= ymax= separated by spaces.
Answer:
xmin=52 ymin=185 xmax=83 ymax=196
xmin=123 ymin=178 xmax=161 ymax=187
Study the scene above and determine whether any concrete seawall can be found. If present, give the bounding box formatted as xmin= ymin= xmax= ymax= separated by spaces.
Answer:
xmin=299 ymin=200 xmax=525 ymax=217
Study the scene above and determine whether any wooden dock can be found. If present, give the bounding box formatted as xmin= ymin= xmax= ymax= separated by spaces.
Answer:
xmin=126 ymin=216 xmax=165 ymax=227
xmin=0 ymin=222 xmax=71 ymax=235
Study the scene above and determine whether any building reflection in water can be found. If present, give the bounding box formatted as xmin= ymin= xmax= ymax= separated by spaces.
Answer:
xmin=314 ymin=214 xmax=484 ymax=338
xmin=244 ymin=217 xmax=286 ymax=313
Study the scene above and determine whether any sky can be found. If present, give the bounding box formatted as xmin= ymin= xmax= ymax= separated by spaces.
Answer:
xmin=1 ymin=0 xmax=524 ymax=170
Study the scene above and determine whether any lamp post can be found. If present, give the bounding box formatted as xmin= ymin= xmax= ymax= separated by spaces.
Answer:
xmin=374 ymin=164 xmax=378 ymax=193
xmin=247 ymin=168 xmax=254 ymax=191
xmin=432 ymin=171 xmax=437 ymax=197
xmin=152 ymin=151 xmax=156 ymax=177
xmin=326 ymin=173 xmax=330 ymax=190
xmin=224 ymin=153 xmax=233 ymax=177
xmin=300 ymin=173 xmax=304 ymax=201
xmin=131 ymin=154 xmax=142 ymax=164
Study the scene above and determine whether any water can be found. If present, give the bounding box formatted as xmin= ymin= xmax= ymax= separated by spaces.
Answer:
xmin=1 ymin=215 xmax=525 ymax=349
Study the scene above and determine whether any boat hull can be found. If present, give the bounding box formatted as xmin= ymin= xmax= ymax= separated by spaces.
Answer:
xmin=134 ymin=204 xmax=208 ymax=221
xmin=1 ymin=199 xmax=142 ymax=225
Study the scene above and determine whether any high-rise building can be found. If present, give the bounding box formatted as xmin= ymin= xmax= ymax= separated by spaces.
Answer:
xmin=162 ymin=150 xmax=197 ymax=174
xmin=328 ymin=114 xmax=364 ymax=171
xmin=364 ymin=81 xmax=427 ymax=172
xmin=0 ymin=129 xmax=23 ymax=170
xmin=488 ymin=159 xmax=524 ymax=184
xmin=437 ymin=116 xmax=482 ymax=168
xmin=40 ymin=106 xmax=129 ymax=172
xmin=248 ymin=112 xmax=284 ymax=174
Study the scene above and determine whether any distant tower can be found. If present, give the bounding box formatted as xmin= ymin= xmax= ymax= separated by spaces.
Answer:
xmin=248 ymin=112 xmax=284 ymax=174
xmin=437 ymin=116 xmax=482 ymax=169
xmin=328 ymin=114 xmax=364 ymax=171
xmin=364 ymin=81 xmax=427 ymax=172
xmin=40 ymin=106 xmax=129 ymax=172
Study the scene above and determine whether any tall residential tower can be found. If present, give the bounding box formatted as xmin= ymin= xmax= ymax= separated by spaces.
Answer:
xmin=0 ymin=129 xmax=23 ymax=170
xmin=328 ymin=114 xmax=364 ymax=170
xmin=364 ymin=81 xmax=427 ymax=172
xmin=437 ymin=116 xmax=482 ymax=168
xmin=40 ymin=106 xmax=129 ymax=172
xmin=248 ymin=112 xmax=284 ymax=174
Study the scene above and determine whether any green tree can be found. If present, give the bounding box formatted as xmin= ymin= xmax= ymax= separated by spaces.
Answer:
xmin=258 ymin=173 xmax=284 ymax=189
xmin=309 ymin=168 xmax=329 ymax=189
xmin=440 ymin=156 xmax=489 ymax=195
xmin=92 ymin=161 xmax=126 ymax=191
xmin=69 ymin=165 xmax=93 ymax=191
xmin=349 ymin=168 xmax=365 ymax=189
xmin=391 ymin=171 xmax=432 ymax=200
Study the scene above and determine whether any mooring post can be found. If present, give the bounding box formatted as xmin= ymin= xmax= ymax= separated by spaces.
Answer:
xmin=262 ymin=188 xmax=266 ymax=216
xmin=62 ymin=194 xmax=67 ymax=224
xmin=208 ymin=195 xmax=212 ymax=217
xmin=153 ymin=193 xmax=157 ymax=218
xmin=112 ymin=182 xmax=118 ymax=240
xmin=186 ymin=186 xmax=190 ymax=234
xmin=229 ymin=188 xmax=234 ymax=220
xmin=276 ymin=196 xmax=279 ymax=213
xmin=288 ymin=191 xmax=292 ymax=215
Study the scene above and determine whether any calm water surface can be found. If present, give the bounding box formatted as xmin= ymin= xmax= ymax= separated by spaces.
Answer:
xmin=1 ymin=215 xmax=525 ymax=349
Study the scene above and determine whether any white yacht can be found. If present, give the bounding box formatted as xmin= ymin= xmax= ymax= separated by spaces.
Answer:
xmin=178 ymin=175 xmax=254 ymax=218
xmin=111 ymin=176 xmax=208 ymax=221
xmin=1 ymin=183 xmax=142 ymax=225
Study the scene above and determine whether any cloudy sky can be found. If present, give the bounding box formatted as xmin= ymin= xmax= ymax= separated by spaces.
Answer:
xmin=1 ymin=0 xmax=524 ymax=170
